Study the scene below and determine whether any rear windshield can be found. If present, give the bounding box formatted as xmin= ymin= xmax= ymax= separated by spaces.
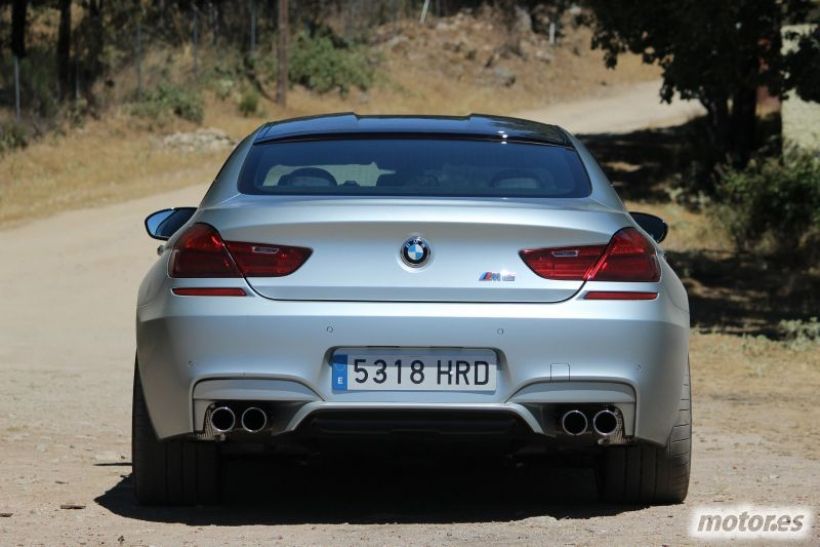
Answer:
xmin=238 ymin=138 xmax=591 ymax=198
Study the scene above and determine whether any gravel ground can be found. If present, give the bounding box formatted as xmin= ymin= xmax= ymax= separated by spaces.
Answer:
xmin=1 ymin=89 xmax=817 ymax=545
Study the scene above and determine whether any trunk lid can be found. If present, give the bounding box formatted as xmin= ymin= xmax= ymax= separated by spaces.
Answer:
xmin=201 ymin=196 xmax=627 ymax=303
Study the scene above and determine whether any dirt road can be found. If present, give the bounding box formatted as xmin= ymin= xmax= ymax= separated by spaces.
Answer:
xmin=518 ymin=80 xmax=704 ymax=134
xmin=1 ymin=84 xmax=817 ymax=546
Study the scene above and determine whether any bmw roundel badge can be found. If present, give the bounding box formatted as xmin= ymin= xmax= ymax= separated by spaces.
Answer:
xmin=401 ymin=236 xmax=431 ymax=267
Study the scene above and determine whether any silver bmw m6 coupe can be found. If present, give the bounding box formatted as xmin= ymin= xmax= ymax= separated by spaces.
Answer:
xmin=134 ymin=113 xmax=691 ymax=505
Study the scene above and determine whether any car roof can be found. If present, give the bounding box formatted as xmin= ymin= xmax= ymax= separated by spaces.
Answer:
xmin=252 ymin=113 xmax=570 ymax=146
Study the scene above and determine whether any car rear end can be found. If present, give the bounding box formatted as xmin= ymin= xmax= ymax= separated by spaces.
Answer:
xmin=134 ymin=115 xmax=691 ymax=505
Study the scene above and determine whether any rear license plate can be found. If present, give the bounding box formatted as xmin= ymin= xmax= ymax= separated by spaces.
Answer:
xmin=331 ymin=348 xmax=497 ymax=392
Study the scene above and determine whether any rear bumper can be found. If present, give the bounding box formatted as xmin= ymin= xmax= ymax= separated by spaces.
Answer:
xmin=188 ymin=378 xmax=637 ymax=439
xmin=136 ymin=265 xmax=689 ymax=445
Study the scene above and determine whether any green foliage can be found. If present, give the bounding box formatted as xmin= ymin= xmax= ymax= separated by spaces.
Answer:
xmin=213 ymin=77 xmax=238 ymax=101
xmin=587 ymin=1 xmax=801 ymax=102
xmin=238 ymin=88 xmax=261 ymax=117
xmin=778 ymin=317 xmax=820 ymax=350
xmin=586 ymin=0 xmax=818 ymax=172
xmin=714 ymin=146 xmax=820 ymax=260
xmin=0 ymin=121 xmax=28 ymax=154
xmin=202 ymin=53 xmax=244 ymax=101
xmin=786 ymin=26 xmax=820 ymax=102
xmin=0 ymin=51 xmax=60 ymax=120
xmin=288 ymin=32 xmax=376 ymax=94
xmin=65 ymin=99 xmax=90 ymax=128
xmin=131 ymin=83 xmax=204 ymax=124
xmin=21 ymin=55 xmax=61 ymax=120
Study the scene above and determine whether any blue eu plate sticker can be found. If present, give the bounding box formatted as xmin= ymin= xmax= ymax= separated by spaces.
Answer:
xmin=332 ymin=354 xmax=348 ymax=391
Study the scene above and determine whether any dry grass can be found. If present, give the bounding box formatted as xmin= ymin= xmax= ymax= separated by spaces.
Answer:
xmin=690 ymin=330 xmax=820 ymax=457
xmin=623 ymin=199 xmax=733 ymax=254
xmin=0 ymin=13 xmax=659 ymax=227
xmin=360 ymin=22 xmax=658 ymax=115
xmin=0 ymin=114 xmax=224 ymax=226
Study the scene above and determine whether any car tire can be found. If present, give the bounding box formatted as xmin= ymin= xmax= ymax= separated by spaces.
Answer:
xmin=596 ymin=361 xmax=691 ymax=505
xmin=132 ymin=360 xmax=221 ymax=505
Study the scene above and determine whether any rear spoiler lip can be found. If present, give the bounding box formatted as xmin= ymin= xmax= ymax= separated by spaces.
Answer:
xmin=252 ymin=131 xmax=574 ymax=149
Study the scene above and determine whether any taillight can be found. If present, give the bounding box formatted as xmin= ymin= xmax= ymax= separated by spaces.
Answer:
xmin=520 ymin=227 xmax=660 ymax=282
xmin=518 ymin=244 xmax=606 ymax=280
xmin=170 ymin=223 xmax=311 ymax=278
xmin=170 ymin=224 xmax=242 ymax=278
xmin=586 ymin=228 xmax=660 ymax=282
xmin=224 ymin=241 xmax=312 ymax=277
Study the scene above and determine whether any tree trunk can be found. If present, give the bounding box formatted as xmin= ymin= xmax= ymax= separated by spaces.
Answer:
xmin=276 ymin=0 xmax=288 ymax=106
xmin=11 ymin=0 xmax=26 ymax=121
xmin=212 ymin=0 xmax=222 ymax=46
xmin=11 ymin=0 xmax=26 ymax=58
xmin=699 ymin=80 xmax=761 ymax=173
xmin=249 ymin=0 xmax=257 ymax=53
xmin=14 ymin=55 xmax=21 ymax=121
xmin=700 ymin=91 xmax=731 ymax=166
xmin=420 ymin=0 xmax=430 ymax=22
xmin=135 ymin=14 xmax=143 ymax=99
xmin=728 ymin=85 xmax=758 ymax=168
xmin=91 ymin=1 xmax=104 ymax=64
xmin=192 ymin=5 xmax=199 ymax=77
xmin=84 ymin=0 xmax=104 ymax=103
xmin=57 ymin=0 xmax=72 ymax=101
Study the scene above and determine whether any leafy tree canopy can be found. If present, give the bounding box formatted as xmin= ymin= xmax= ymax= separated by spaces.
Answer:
xmin=587 ymin=0 xmax=818 ymax=170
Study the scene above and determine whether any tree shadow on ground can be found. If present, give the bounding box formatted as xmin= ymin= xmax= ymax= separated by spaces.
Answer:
xmin=578 ymin=121 xmax=701 ymax=204
xmin=580 ymin=121 xmax=818 ymax=338
xmin=666 ymin=250 xmax=819 ymax=338
xmin=95 ymin=452 xmax=642 ymax=525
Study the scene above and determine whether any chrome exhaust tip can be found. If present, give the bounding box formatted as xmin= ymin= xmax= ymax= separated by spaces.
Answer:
xmin=561 ymin=409 xmax=588 ymax=436
xmin=240 ymin=407 xmax=268 ymax=433
xmin=209 ymin=406 xmax=236 ymax=433
xmin=593 ymin=409 xmax=619 ymax=436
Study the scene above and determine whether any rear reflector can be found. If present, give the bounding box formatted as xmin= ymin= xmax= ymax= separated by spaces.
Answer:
xmin=170 ymin=223 xmax=311 ymax=278
xmin=584 ymin=291 xmax=658 ymax=300
xmin=520 ymin=227 xmax=660 ymax=282
xmin=172 ymin=287 xmax=247 ymax=297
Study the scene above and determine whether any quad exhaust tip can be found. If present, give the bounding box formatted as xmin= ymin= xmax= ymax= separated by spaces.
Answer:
xmin=593 ymin=409 xmax=619 ymax=436
xmin=209 ymin=406 xmax=236 ymax=433
xmin=240 ymin=407 xmax=268 ymax=433
xmin=561 ymin=409 xmax=588 ymax=436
